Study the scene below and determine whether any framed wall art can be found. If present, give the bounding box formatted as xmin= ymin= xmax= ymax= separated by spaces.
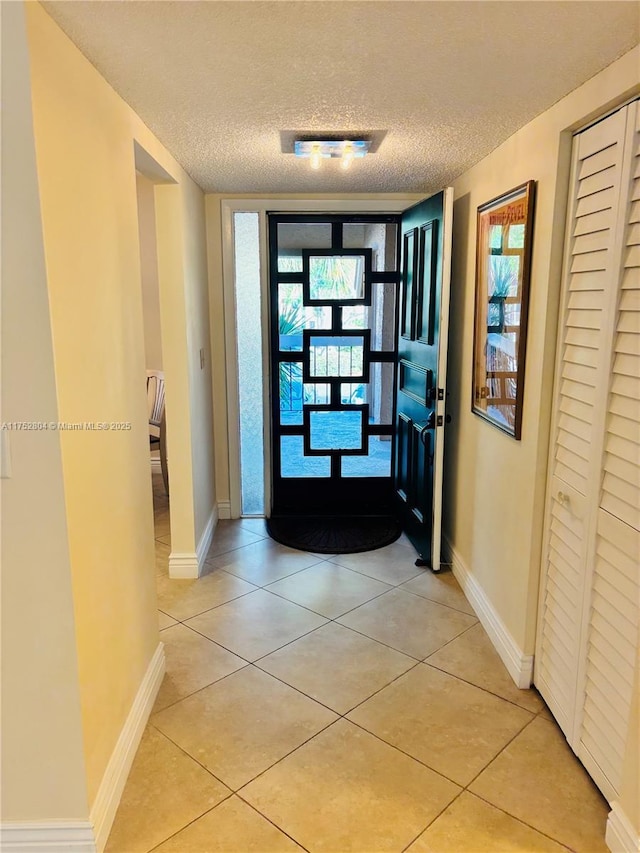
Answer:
xmin=472 ymin=180 xmax=536 ymax=439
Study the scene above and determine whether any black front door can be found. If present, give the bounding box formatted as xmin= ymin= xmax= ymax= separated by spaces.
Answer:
xmin=394 ymin=191 xmax=453 ymax=569
xmin=269 ymin=214 xmax=400 ymax=516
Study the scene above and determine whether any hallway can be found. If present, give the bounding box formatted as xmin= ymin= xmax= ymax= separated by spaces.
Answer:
xmin=106 ymin=476 xmax=609 ymax=852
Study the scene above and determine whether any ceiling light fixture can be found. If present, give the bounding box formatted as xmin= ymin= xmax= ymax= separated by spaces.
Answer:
xmin=294 ymin=138 xmax=370 ymax=170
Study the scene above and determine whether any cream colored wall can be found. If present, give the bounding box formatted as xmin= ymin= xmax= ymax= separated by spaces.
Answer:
xmin=136 ymin=172 xmax=163 ymax=370
xmin=25 ymin=1 xmax=215 ymax=807
xmin=0 ymin=0 xmax=89 ymax=820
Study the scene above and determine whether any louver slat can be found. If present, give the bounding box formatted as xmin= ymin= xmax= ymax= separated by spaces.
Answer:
xmin=601 ymin=134 xmax=640 ymax=533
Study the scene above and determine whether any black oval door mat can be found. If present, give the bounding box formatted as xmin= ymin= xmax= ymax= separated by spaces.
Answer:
xmin=266 ymin=515 xmax=402 ymax=554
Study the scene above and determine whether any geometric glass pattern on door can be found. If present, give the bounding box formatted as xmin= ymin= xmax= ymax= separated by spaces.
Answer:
xmin=270 ymin=213 xmax=400 ymax=506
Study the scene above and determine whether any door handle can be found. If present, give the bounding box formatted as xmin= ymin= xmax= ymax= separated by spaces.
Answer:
xmin=419 ymin=411 xmax=436 ymax=445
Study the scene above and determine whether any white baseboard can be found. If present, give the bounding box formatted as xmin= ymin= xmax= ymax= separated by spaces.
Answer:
xmin=217 ymin=500 xmax=231 ymax=520
xmin=0 ymin=646 xmax=165 ymax=853
xmin=90 ymin=642 xmax=165 ymax=852
xmin=196 ymin=506 xmax=218 ymax=570
xmin=0 ymin=821 xmax=96 ymax=852
xmin=168 ymin=552 xmax=199 ymax=579
xmin=442 ymin=534 xmax=534 ymax=689
xmin=606 ymin=803 xmax=640 ymax=853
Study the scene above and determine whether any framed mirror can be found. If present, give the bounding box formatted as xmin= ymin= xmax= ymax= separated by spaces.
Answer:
xmin=472 ymin=181 xmax=535 ymax=439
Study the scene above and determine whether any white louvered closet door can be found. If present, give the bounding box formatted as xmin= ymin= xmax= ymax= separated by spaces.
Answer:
xmin=577 ymin=103 xmax=640 ymax=802
xmin=536 ymin=99 xmax=640 ymax=804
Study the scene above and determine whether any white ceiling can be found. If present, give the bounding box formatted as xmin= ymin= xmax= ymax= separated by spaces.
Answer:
xmin=42 ymin=1 xmax=639 ymax=194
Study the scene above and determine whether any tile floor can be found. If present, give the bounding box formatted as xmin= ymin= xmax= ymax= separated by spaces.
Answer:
xmin=105 ymin=475 xmax=610 ymax=852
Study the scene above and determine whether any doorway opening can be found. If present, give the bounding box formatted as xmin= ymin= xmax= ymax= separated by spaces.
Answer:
xmin=223 ymin=194 xmax=452 ymax=568
xmin=135 ymin=170 xmax=171 ymax=538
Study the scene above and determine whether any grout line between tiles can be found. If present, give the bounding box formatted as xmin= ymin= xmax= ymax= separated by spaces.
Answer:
xmin=233 ymin=717 xmax=340 ymax=795
xmin=400 ymin=791 xmax=463 ymax=853
xmin=151 ymin=662 xmax=253 ymax=715
xmin=232 ymin=796 xmax=312 ymax=852
xmin=344 ymin=716 xmax=466 ymax=790
xmin=145 ymin=802 xmax=231 ymax=853
xmin=421 ymin=658 xmax=541 ymax=715
xmin=158 ymin=577 xmax=261 ymax=623
xmin=461 ymin=712 xmax=537 ymax=793
xmin=258 ymin=580 xmax=396 ymax=623
xmin=146 ymin=723 xmax=234 ymax=796
xmin=210 ymin=556 xmax=329 ymax=587
xmin=458 ymin=790 xmax=576 ymax=852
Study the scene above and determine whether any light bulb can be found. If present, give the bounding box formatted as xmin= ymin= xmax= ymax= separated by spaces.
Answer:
xmin=341 ymin=142 xmax=354 ymax=170
xmin=310 ymin=143 xmax=322 ymax=170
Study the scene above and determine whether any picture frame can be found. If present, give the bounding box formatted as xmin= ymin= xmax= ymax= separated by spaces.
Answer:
xmin=472 ymin=180 xmax=536 ymax=439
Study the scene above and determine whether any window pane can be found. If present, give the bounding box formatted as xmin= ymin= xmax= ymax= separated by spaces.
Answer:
xmin=341 ymin=436 xmax=392 ymax=477
xmin=341 ymin=363 xmax=394 ymax=425
xmin=277 ymin=223 xmax=332 ymax=272
xmin=279 ymin=282 xmax=331 ymax=351
xmin=308 ymin=335 xmax=364 ymax=378
xmin=309 ymin=255 xmax=365 ymax=301
xmin=309 ymin=409 xmax=363 ymax=451
xmin=343 ymin=222 xmax=397 ymax=271
xmin=342 ymin=282 xmax=396 ymax=351
xmin=280 ymin=436 xmax=330 ymax=478
xmin=233 ymin=211 xmax=264 ymax=515
xmin=279 ymin=366 xmax=329 ymax=425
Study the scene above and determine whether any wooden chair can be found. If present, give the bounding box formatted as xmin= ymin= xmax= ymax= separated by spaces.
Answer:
xmin=146 ymin=370 xmax=169 ymax=494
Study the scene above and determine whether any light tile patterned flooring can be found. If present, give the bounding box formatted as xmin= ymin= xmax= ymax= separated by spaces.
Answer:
xmin=106 ymin=477 xmax=609 ymax=852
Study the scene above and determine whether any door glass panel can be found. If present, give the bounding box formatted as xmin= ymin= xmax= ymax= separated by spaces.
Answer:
xmin=307 ymin=335 xmax=365 ymax=378
xmin=279 ymin=365 xmax=329 ymax=425
xmin=277 ymin=223 xmax=332 ymax=272
xmin=309 ymin=409 xmax=363 ymax=452
xmin=279 ymin=282 xmax=331 ymax=351
xmin=280 ymin=436 xmax=330 ymax=478
xmin=343 ymin=222 xmax=398 ymax=271
xmin=341 ymin=363 xmax=394 ymax=424
xmin=342 ymin=282 xmax=396 ymax=351
xmin=342 ymin=437 xmax=392 ymax=477
xmin=308 ymin=254 xmax=365 ymax=301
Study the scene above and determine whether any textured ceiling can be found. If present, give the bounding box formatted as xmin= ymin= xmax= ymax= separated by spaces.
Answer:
xmin=42 ymin=1 xmax=639 ymax=194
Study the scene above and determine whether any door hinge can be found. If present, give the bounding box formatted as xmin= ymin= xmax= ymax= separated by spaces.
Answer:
xmin=437 ymin=415 xmax=444 ymax=427
xmin=437 ymin=388 xmax=444 ymax=401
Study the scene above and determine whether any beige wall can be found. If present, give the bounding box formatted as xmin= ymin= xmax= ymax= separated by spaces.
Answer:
xmin=0 ymin=0 xmax=89 ymax=820
xmin=24 ymin=0 xmax=215 ymax=808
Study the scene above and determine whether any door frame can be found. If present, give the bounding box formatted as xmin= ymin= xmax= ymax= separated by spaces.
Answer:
xmin=220 ymin=196 xmax=423 ymax=518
